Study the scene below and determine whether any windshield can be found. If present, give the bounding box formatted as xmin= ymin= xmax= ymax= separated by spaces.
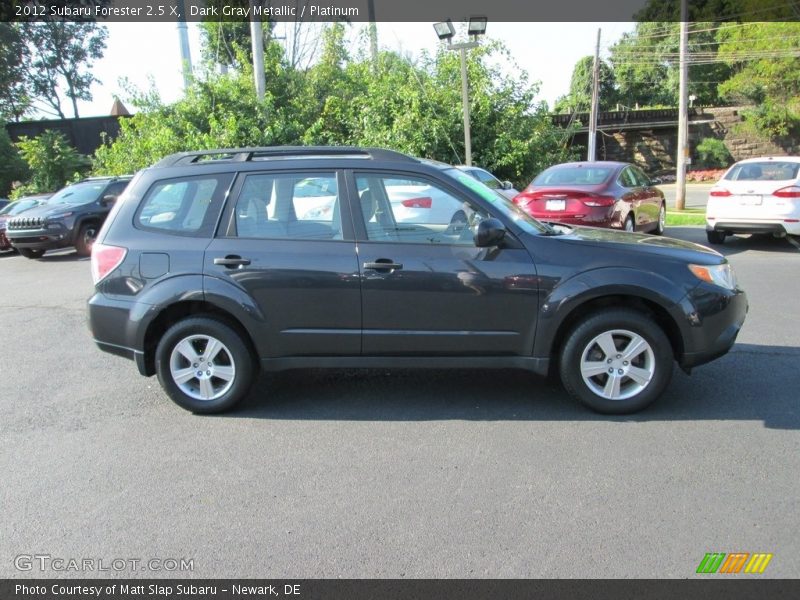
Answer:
xmin=0 ymin=199 xmax=40 ymax=215
xmin=444 ymin=168 xmax=550 ymax=235
xmin=45 ymin=181 xmax=107 ymax=206
xmin=533 ymin=166 xmax=614 ymax=186
xmin=723 ymin=162 xmax=799 ymax=181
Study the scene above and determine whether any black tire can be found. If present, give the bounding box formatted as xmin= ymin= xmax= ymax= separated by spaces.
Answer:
xmin=624 ymin=214 xmax=635 ymax=233
xmin=559 ymin=308 xmax=673 ymax=414
xmin=654 ymin=203 xmax=666 ymax=235
xmin=706 ymin=230 xmax=726 ymax=245
xmin=18 ymin=248 xmax=45 ymax=259
xmin=155 ymin=317 xmax=256 ymax=414
xmin=75 ymin=222 xmax=99 ymax=256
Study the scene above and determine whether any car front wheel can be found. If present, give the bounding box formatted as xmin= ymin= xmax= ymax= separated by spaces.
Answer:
xmin=559 ymin=309 xmax=673 ymax=414
xmin=155 ymin=317 xmax=255 ymax=414
xmin=18 ymin=248 xmax=45 ymax=259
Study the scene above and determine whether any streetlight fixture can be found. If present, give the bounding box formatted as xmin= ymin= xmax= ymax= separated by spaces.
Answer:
xmin=433 ymin=20 xmax=456 ymax=41
xmin=433 ymin=16 xmax=488 ymax=166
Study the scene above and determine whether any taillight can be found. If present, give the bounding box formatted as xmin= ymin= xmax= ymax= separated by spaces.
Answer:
xmin=91 ymin=242 xmax=127 ymax=285
xmin=710 ymin=187 xmax=732 ymax=197
xmin=582 ymin=195 xmax=615 ymax=207
xmin=773 ymin=185 xmax=800 ymax=198
xmin=401 ymin=196 xmax=432 ymax=208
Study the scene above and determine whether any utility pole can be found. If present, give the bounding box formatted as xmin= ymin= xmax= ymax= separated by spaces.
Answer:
xmin=459 ymin=46 xmax=473 ymax=166
xmin=676 ymin=0 xmax=689 ymax=210
xmin=250 ymin=1 xmax=265 ymax=100
xmin=587 ymin=28 xmax=601 ymax=161
xmin=176 ymin=0 xmax=193 ymax=91
xmin=368 ymin=0 xmax=378 ymax=68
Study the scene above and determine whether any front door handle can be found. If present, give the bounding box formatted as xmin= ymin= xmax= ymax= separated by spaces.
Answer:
xmin=364 ymin=259 xmax=403 ymax=271
xmin=214 ymin=255 xmax=251 ymax=268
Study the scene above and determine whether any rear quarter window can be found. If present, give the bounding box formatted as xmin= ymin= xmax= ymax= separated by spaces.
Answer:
xmin=135 ymin=174 xmax=233 ymax=236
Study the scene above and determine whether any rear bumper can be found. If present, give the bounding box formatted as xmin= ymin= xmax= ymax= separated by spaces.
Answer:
xmin=88 ymin=293 xmax=151 ymax=375
xmin=708 ymin=220 xmax=799 ymax=235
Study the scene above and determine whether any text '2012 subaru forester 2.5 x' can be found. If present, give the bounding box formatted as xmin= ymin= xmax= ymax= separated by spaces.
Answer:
xmin=88 ymin=147 xmax=747 ymax=414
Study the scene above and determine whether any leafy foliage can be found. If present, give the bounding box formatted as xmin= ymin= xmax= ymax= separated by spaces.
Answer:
xmin=0 ymin=23 xmax=30 ymax=121
xmin=95 ymin=26 xmax=576 ymax=188
xmin=13 ymin=130 xmax=89 ymax=197
xmin=24 ymin=22 xmax=108 ymax=118
xmin=694 ymin=137 xmax=732 ymax=168
xmin=553 ymin=56 xmax=618 ymax=114
xmin=0 ymin=122 xmax=28 ymax=197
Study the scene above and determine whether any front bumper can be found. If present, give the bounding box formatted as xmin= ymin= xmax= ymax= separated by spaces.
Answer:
xmin=676 ymin=282 xmax=748 ymax=369
xmin=7 ymin=226 xmax=71 ymax=250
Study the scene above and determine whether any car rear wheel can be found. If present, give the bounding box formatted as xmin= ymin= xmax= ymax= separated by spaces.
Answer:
xmin=18 ymin=248 xmax=45 ymax=259
xmin=624 ymin=215 xmax=635 ymax=232
xmin=559 ymin=309 xmax=673 ymax=414
xmin=155 ymin=317 xmax=255 ymax=414
xmin=706 ymin=230 xmax=726 ymax=245
xmin=654 ymin=203 xmax=666 ymax=235
xmin=75 ymin=223 xmax=98 ymax=256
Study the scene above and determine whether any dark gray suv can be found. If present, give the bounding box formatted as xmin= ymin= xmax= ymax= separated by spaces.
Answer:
xmin=88 ymin=147 xmax=747 ymax=414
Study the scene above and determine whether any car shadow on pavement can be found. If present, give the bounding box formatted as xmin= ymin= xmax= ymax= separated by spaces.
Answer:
xmin=227 ymin=342 xmax=800 ymax=430
xmin=666 ymin=226 xmax=799 ymax=256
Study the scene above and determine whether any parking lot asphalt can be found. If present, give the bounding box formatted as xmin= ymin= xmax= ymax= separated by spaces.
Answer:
xmin=1 ymin=228 xmax=798 ymax=579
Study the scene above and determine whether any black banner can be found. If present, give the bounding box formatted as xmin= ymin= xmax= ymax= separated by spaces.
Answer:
xmin=2 ymin=0 xmax=800 ymax=23
xmin=2 ymin=580 xmax=800 ymax=600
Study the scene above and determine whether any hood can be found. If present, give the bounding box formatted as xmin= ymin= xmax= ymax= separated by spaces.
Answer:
xmin=8 ymin=202 xmax=85 ymax=221
xmin=551 ymin=224 xmax=724 ymax=264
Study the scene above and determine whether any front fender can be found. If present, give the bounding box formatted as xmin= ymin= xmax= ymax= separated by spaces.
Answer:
xmin=533 ymin=267 xmax=689 ymax=359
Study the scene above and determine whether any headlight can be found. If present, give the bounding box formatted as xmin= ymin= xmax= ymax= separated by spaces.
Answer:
xmin=688 ymin=263 xmax=738 ymax=290
xmin=47 ymin=212 xmax=73 ymax=221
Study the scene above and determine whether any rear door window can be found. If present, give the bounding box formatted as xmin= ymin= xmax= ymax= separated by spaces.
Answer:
xmin=231 ymin=172 xmax=342 ymax=241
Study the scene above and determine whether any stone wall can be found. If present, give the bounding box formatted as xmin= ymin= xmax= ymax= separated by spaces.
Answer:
xmin=695 ymin=106 xmax=799 ymax=161
xmin=568 ymin=106 xmax=798 ymax=173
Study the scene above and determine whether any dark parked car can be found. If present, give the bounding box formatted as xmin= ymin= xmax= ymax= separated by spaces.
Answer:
xmin=513 ymin=161 xmax=666 ymax=233
xmin=0 ymin=194 xmax=52 ymax=251
xmin=6 ymin=177 xmax=131 ymax=258
xmin=0 ymin=199 xmax=10 ymax=211
xmin=88 ymin=147 xmax=747 ymax=415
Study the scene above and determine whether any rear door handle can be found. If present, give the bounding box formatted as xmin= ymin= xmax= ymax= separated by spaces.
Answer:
xmin=364 ymin=260 xmax=403 ymax=271
xmin=214 ymin=256 xmax=251 ymax=268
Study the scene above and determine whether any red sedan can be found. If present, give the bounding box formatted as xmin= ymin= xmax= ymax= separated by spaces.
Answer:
xmin=513 ymin=161 xmax=666 ymax=234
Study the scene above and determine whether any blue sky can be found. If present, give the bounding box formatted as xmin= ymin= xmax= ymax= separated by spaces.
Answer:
xmin=75 ymin=22 xmax=635 ymax=118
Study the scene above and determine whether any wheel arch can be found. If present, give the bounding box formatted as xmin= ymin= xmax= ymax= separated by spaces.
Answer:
xmin=548 ymin=294 xmax=684 ymax=372
xmin=141 ymin=300 xmax=259 ymax=377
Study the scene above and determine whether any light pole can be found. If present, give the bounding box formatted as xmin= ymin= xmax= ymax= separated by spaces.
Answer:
xmin=433 ymin=17 xmax=488 ymax=167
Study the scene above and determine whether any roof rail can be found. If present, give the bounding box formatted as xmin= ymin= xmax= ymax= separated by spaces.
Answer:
xmin=153 ymin=146 xmax=418 ymax=168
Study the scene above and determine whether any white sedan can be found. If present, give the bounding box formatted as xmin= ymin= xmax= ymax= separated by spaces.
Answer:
xmin=705 ymin=156 xmax=800 ymax=244
xmin=455 ymin=165 xmax=519 ymax=200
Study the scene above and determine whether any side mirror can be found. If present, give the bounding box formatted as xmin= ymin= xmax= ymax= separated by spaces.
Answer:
xmin=101 ymin=194 xmax=118 ymax=207
xmin=501 ymin=180 xmax=514 ymax=190
xmin=650 ymin=177 xmax=662 ymax=185
xmin=474 ymin=217 xmax=507 ymax=248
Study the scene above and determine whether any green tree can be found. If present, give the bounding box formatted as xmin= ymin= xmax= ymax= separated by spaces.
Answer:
xmin=13 ymin=130 xmax=89 ymax=196
xmin=0 ymin=122 xmax=28 ymax=196
xmin=95 ymin=25 xmax=575 ymax=188
xmin=553 ymin=56 xmax=617 ymax=114
xmin=94 ymin=43 xmax=306 ymax=175
xmin=717 ymin=22 xmax=800 ymax=137
xmin=25 ymin=22 xmax=108 ymax=118
xmin=0 ymin=23 xmax=30 ymax=121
